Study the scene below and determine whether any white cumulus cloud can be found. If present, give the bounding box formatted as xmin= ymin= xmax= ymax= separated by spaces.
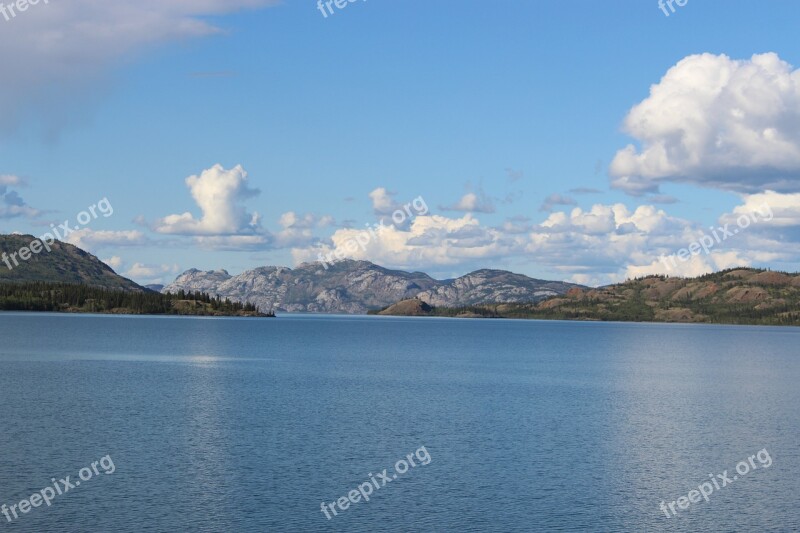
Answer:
xmin=369 ymin=188 xmax=399 ymax=216
xmin=154 ymin=164 xmax=262 ymax=236
xmin=611 ymin=53 xmax=800 ymax=195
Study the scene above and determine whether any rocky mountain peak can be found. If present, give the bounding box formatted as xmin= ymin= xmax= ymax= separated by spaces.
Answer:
xmin=162 ymin=260 xmax=583 ymax=314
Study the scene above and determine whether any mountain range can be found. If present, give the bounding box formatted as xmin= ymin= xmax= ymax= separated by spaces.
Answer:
xmin=4 ymin=233 xmax=796 ymax=325
xmin=162 ymin=260 xmax=584 ymax=314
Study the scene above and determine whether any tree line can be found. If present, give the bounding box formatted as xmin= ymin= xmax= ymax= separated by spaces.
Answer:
xmin=0 ymin=282 xmax=270 ymax=316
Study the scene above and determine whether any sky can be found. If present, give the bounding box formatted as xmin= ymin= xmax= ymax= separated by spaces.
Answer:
xmin=1 ymin=0 xmax=800 ymax=286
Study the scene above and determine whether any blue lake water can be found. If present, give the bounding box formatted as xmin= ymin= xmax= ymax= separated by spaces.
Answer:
xmin=0 ymin=313 xmax=798 ymax=532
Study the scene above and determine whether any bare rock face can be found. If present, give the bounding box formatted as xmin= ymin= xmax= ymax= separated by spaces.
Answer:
xmin=162 ymin=260 xmax=582 ymax=314
xmin=416 ymin=269 xmax=582 ymax=307
xmin=165 ymin=268 xmax=232 ymax=293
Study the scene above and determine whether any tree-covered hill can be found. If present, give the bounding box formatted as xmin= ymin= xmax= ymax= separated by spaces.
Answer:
xmin=0 ymin=234 xmax=141 ymax=290
xmin=373 ymin=268 xmax=800 ymax=327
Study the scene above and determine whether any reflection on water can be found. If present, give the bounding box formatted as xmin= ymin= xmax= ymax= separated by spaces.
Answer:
xmin=0 ymin=313 xmax=798 ymax=532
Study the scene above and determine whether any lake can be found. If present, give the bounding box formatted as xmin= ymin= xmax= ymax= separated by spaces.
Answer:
xmin=0 ymin=313 xmax=798 ymax=531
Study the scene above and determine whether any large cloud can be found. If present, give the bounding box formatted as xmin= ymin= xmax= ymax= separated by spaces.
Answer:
xmin=610 ymin=53 xmax=800 ymax=194
xmin=151 ymin=165 xmax=343 ymax=250
xmin=0 ymin=0 xmax=280 ymax=134
xmin=154 ymin=164 xmax=262 ymax=236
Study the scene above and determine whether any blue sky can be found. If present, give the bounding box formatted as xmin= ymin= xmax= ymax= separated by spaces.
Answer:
xmin=2 ymin=0 xmax=800 ymax=285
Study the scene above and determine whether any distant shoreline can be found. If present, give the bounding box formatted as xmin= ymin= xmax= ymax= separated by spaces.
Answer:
xmin=0 ymin=281 xmax=274 ymax=318
xmin=0 ymin=310 xmax=272 ymax=319
xmin=3 ymin=309 xmax=797 ymax=328
xmin=369 ymin=310 xmax=800 ymax=328
xmin=369 ymin=268 xmax=800 ymax=328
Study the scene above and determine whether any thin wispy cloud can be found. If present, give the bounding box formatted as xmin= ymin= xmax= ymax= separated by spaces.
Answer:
xmin=539 ymin=194 xmax=577 ymax=212
xmin=0 ymin=0 xmax=281 ymax=135
xmin=569 ymin=187 xmax=604 ymax=195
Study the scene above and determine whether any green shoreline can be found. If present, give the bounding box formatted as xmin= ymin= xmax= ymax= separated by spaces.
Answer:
xmin=371 ymin=268 xmax=800 ymax=327
xmin=0 ymin=281 xmax=274 ymax=318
